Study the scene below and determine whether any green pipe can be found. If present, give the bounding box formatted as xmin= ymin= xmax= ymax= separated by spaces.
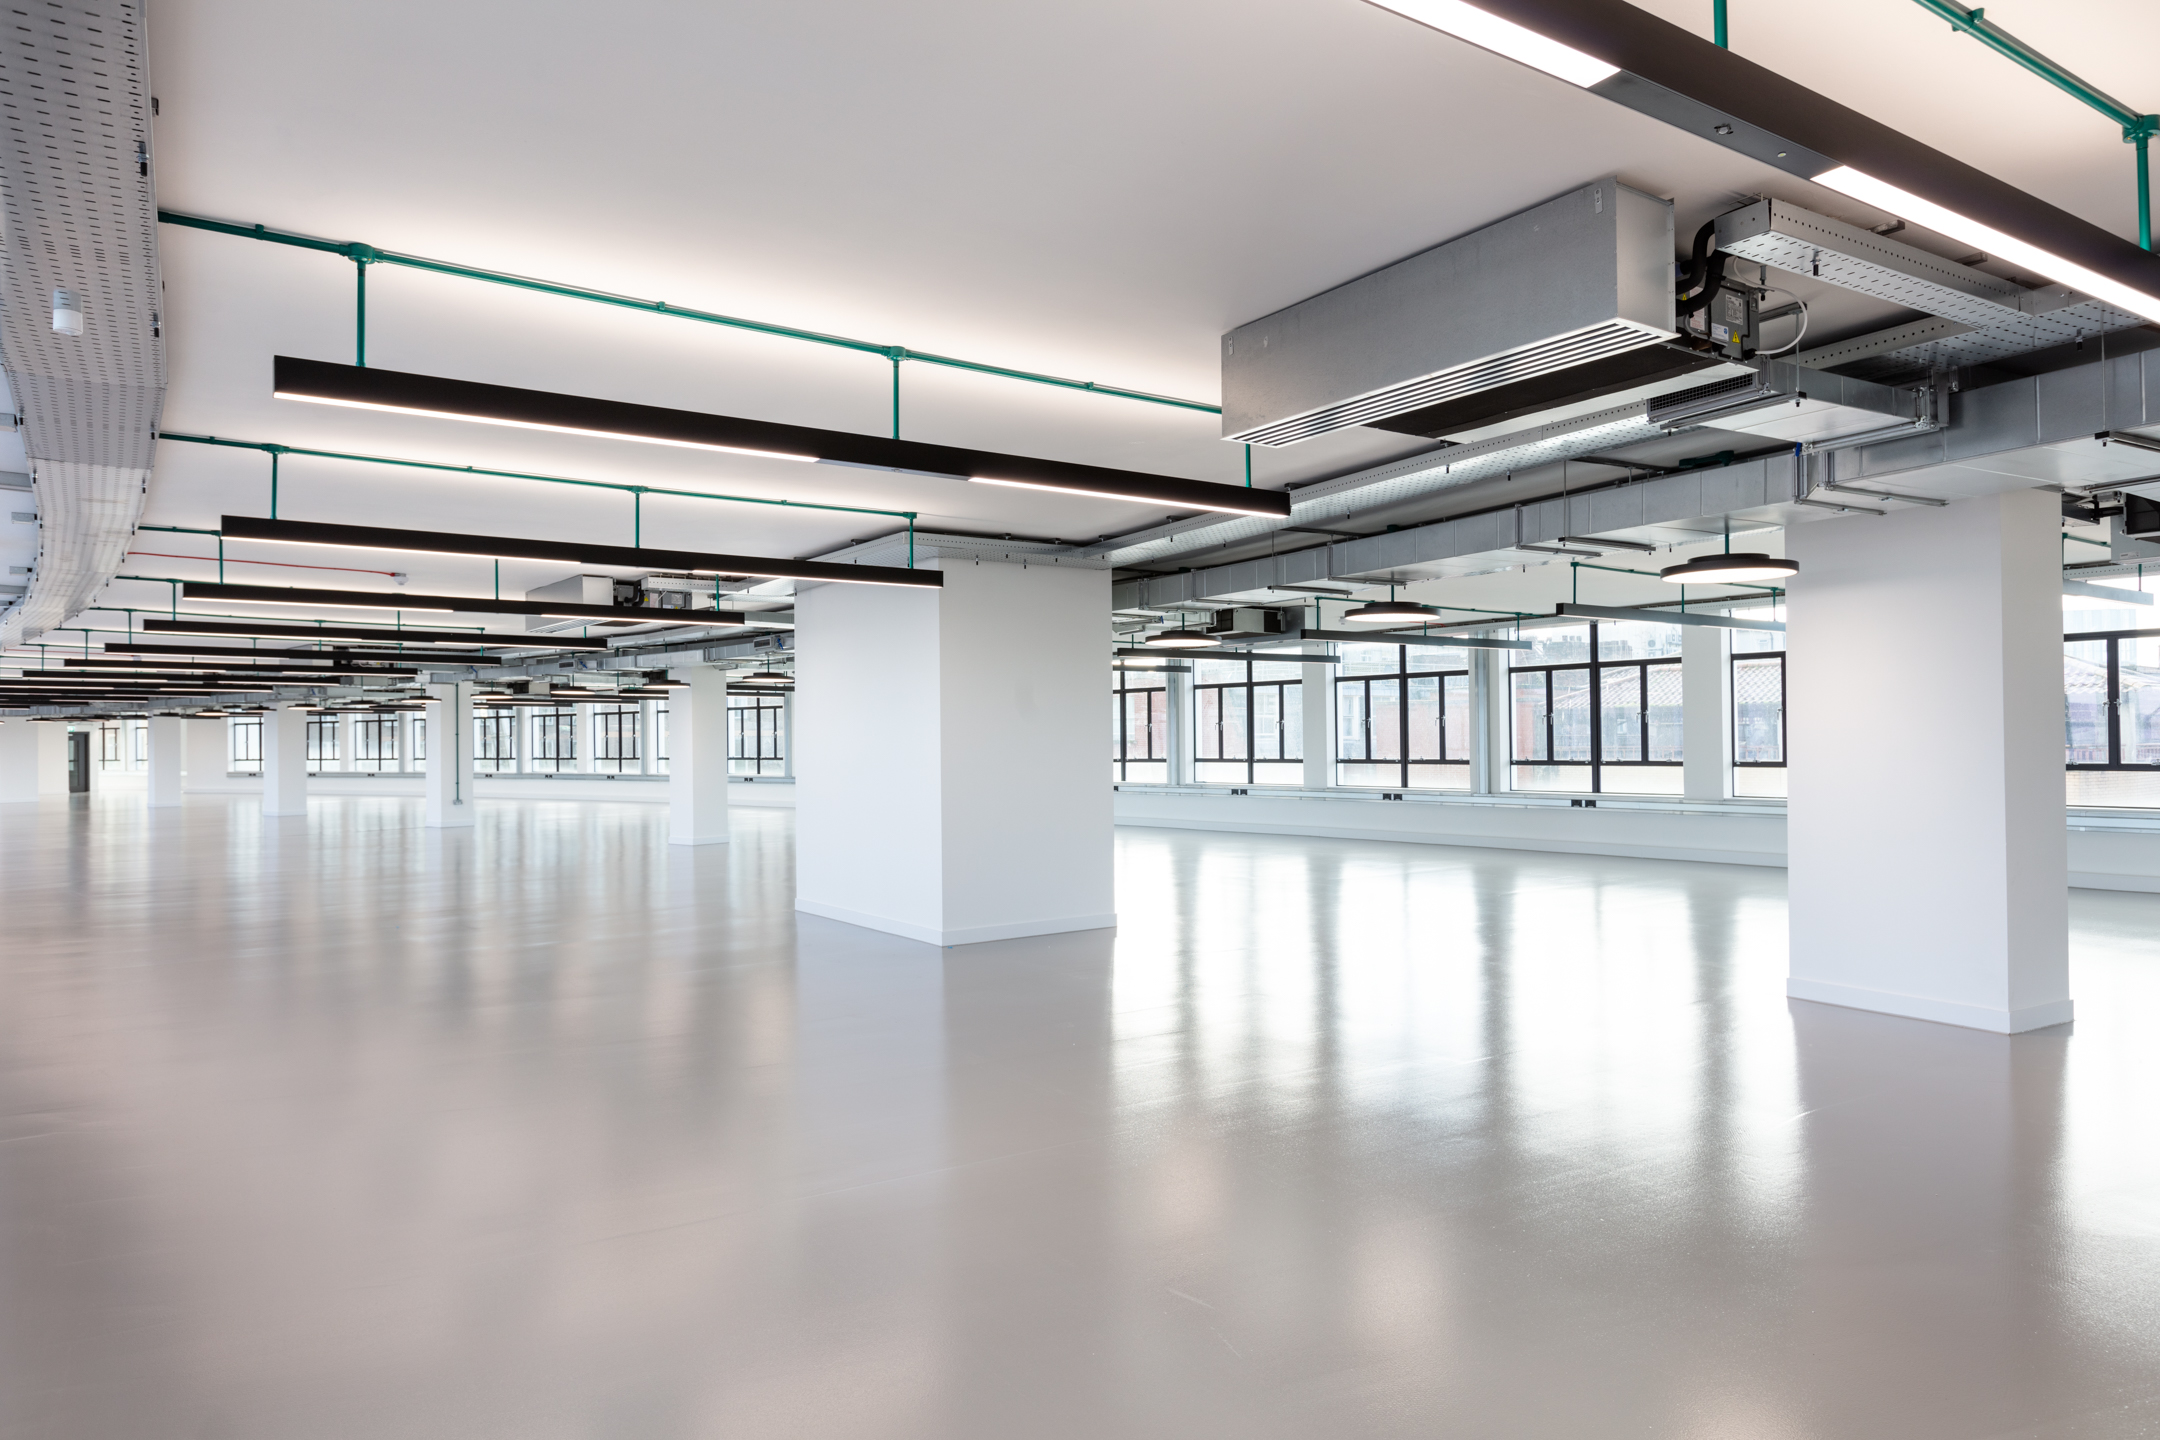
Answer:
xmin=355 ymin=259 xmax=368 ymax=367
xmin=157 ymin=211 xmax=1222 ymax=415
xmin=1910 ymin=1 xmax=2157 ymax=248
xmin=156 ymin=431 xmax=919 ymax=524
xmin=1713 ymin=0 xmax=1727 ymax=48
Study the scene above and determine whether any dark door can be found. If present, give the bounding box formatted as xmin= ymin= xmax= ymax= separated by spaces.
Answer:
xmin=67 ymin=731 xmax=90 ymax=792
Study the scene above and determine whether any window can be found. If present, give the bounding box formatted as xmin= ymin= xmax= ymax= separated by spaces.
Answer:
xmin=351 ymin=715 xmax=400 ymax=773
xmin=1510 ymin=621 xmax=1683 ymax=795
xmin=132 ymin=722 xmax=148 ymax=766
xmin=230 ymin=717 xmax=262 ymax=773
xmin=529 ymin=707 xmax=576 ymax=771
xmin=1192 ymin=657 xmax=1302 ymax=785
xmin=474 ymin=710 xmax=517 ymax=773
xmin=98 ymin=723 xmax=122 ymax=769
xmin=727 ymin=695 xmax=786 ymax=775
xmin=1730 ymin=606 xmax=1786 ymax=798
xmin=1335 ymin=642 xmax=1472 ymax=791
xmin=1112 ymin=668 xmax=1168 ymax=782
xmin=593 ymin=705 xmax=641 ymax=774
xmin=652 ymin=704 xmax=669 ymax=775
xmin=413 ymin=716 xmax=426 ymax=764
xmin=2065 ymin=627 xmax=2160 ymax=808
xmin=306 ymin=715 xmax=341 ymax=766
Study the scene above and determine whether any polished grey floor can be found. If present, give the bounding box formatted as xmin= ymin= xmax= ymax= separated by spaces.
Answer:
xmin=2 ymin=792 xmax=2157 ymax=1439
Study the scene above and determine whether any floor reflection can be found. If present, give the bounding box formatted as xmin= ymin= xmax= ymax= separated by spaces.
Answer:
xmin=0 ymin=795 xmax=2153 ymax=1438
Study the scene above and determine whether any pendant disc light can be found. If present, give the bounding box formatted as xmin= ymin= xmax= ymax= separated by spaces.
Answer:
xmin=1340 ymin=598 xmax=1440 ymax=625
xmin=1658 ymin=553 xmax=1798 ymax=584
xmin=1141 ymin=627 xmax=1220 ymax=649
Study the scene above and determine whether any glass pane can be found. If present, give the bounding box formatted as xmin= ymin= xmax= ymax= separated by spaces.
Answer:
xmin=1733 ymin=656 xmax=1786 ymax=765
xmin=1734 ymin=767 xmax=1788 ymax=798
xmin=1597 ymin=620 xmax=1683 ymax=661
xmin=1279 ymin=685 xmax=1301 ymax=761
xmin=2066 ymin=769 xmax=2160 ymax=807
xmin=1598 ymin=766 xmax=1684 ymax=796
xmin=1254 ymin=685 xmax=1281 ymax=760
xmin=1337 ymin=682 xmax=1369 ymax=761
xmin=1520 ymin=625 xmax=1590 ymax=666
xmin=2063 ymin=582 xmax=2155 ymax=636
xmin=1646 ymin=663 xmax=1684 ymax=764
xmin=1250 ymin=660 xmax=1303 ymax=682
xmin=1550 ymin=668 xmax=1592 ymax=763
xmin=1442 ymin=674 xmax=1470 ymax=763
xmin=1407 ymin=674 xmax=1441 ymax=760
xmin=2064 ymin=639 xmax=2110 ymax=765
xmin=2119 ymin=637 xmax=2160 ymax=766
xmin=1249 ymin=761 xmax=1303 ymax=786
xmin=1368 ymin=678 xmax=1401 ymax=761
xmin=1221 ymin=687 xmax=1249 ymax=760
xmin=1193 ymin=658 xmax=1248 ymax=686
xmin=1404 ymin=648 xmax=1470 ymax=674
xmin=1406 ymin=763 xmax=1472 ymax=791
xmin=1510 ymin=672 xmax=1548 ymax=762
xmin=1511 ymin=764 xmax=1587 ymax=793
xmin=1600 ymin=666 xmax=1642 ymax=763
xmin=1338 ymin=643 xmax=1403 ymax=676
xmin=1336 ymin=762 xmax=1399 ymax=789
xmin=1121 ymin=761 xmax=1167 ymax=784
xmin=1730 ymin=605 xmax=1785 ymax=654
xmin=1196 ymin=688 xmax=1222 ymax=760
xmin=1145 ymin=691 xmax=1166 ymax=761
xmin=1193 ymin=761 xmax=1248 ymax=784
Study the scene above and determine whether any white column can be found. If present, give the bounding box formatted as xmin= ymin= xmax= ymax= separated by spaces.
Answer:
xmin=1785 ymin=490 xmax=2068 ymax=1034
xmin=795 ymin=559 xmax=1113 ymax=946
xmin=1681 ymin=625 xmax=1728 ymax=801
xmin=182 ymin=716 xmax=225 ymax=791
xmin=425 ymin=682 xmax=475 ymax=827
xmin=1300 ymin=661 xmax=1332 ymax=788
xmin=260 ymin=705 xmax=309 ymax=817
xmin=0 ymin=721 xmax=37 ymax=802
xmin=37 ymin=724 xmax=69 ymax=794
xmin=146 ymin=714 xmax=185 ymax=808
xmin=668 ymin=668 xmax=730 ymax=845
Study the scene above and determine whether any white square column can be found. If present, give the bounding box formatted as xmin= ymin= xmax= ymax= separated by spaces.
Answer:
xmin=425 ymin=682 xmax=476 ymax=827
xmin=0 ymin=721 xmax=38 ymax=803
xmin=1680 ymin=625 xmax=1729 ymax=801
xmin=146 ymin=714 xmax=184 ymax=807
xmin=1300 ymin=661 xmax=1332 ymax=788
xmin=183 ymin=716 xmax=225 ymax=791
xmin=668 ymin=667 xmax=730 ymax=846
xmin=795 ymin=559 xmax=1114 ymax=946
xmin=1785 ymin=490 xmax=2069 ymax=1033
xmin=260 ymin=705 xmax=309 ymax=817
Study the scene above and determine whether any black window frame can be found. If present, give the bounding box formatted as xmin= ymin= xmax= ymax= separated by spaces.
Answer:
xmin=1333 ymin=645 xmax=1472 ymax=789
xmin=2065 ymin=626 xmax=2160 ymax=771
xmin=727 ymin=695 xmax=786 ymax=775
xmin=229 ymin=717 xmax=262 ymax=770
xmin=592 ymin=704 xmax=641 ymax=773
xmin=474 ymin=710 xmax=517 ymax=772
xmin=1192 ymin=657 xmax=1302 ymax=785
xmin=306 ymin=715 xmax=341 ymax=764
xmin=1508 ymin=622 xmax=1682 ymax=793
xmin=529 ymin=706 xmax=576 ymax=771
xmin=1111 ymin=668 xmax=1169 ymax=782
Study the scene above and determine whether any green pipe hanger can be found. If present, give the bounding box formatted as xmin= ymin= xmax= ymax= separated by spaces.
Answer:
xmin=1908 ymin=0 xmax=2156 ymax=250
xmin=157 ymin=211 xmax=1222 ymax=412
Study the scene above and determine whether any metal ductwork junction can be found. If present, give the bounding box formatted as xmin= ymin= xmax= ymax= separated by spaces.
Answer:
xmin=0 ymin=0 xmax=165 ymax=647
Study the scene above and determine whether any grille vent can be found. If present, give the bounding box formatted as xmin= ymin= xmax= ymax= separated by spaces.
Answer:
xmin=1229 ymin=319 xmax=1668 ymax=447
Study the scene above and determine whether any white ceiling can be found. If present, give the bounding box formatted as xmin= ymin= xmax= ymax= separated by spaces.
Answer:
xmin=111 ymin=0 xmax=2156 ymax=628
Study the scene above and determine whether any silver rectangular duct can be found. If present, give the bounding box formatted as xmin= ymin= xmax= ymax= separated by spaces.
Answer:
xmin=1222 ymin=177 xmax=1680 ymax=447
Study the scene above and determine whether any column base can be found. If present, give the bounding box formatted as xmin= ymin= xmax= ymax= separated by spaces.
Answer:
xmin=1787 ymin=977 xmax=2074 ymax=1034
xmin=796 ymin=897 xmax=1116 ymax=948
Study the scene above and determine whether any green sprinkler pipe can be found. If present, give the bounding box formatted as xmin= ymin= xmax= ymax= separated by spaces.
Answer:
xmin=1910 ymin=1 xmax=2157 ymax=249
xmin=157 ymin=211 xmax=1222 ymax=414
xmin=1713 ymin=0 xmax=1727 ymax=49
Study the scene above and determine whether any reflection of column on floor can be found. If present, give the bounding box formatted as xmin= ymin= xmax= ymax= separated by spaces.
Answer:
xmin=669 ymin=667 xmax=729 ymax=846
xmin=183 ymin=715 xmax=225 ymax=792
xmin=261 ymin=704 xmax=309 ymax=817
xmin=425 ymin=681 xmax=475 ymax=828
xmin=147 ymin=714 xmax=184 ymax=808
xmin=794 ymin=558 xmax=1114 ymax=947
xmin=1680 ymin=625 xmax=1727 ymax=801
xmin=1786 ymin=490 xmax=2068 ymax=1033
xmin=0 ymin=720 xmax=37 ymax=802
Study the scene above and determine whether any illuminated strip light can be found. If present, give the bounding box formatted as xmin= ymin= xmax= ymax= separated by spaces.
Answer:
xmin=271 ymin=390 xmax=819 ymax=464
xmin=1362 ymin=0 xmax=1618 ymax=87
xmin=1811 ymin=167 xmax=2160 ymax=325
xmin=142 ymin=617 xmax=612 ymax=650
xmin=968 ymin=475 xmax=1288 ymax=519
xmin=219 ymin=513 xmax=943 ymax=589
xmin=269 ymin=358 xmax=1288 ymax=520
xmin=181 ymin=580 xmax=754 ymax=624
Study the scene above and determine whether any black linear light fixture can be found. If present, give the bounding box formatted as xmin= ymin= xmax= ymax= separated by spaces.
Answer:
xmin=1365 ymin=0 xmax=2160 ymax=322
xmin=141 ymin=617 xmax=612 ymax=650
xmin=102 ymin=642 xmax=509 ymax=666
xmin=179 ymin=580 xmax=758 ymax=624
xmin=220 ymin=513 xmax=936 ymax=590
xmin=270 ymin=357 xmax=1292 ymax=520
xmin=64 ymin=657 xmax=422 ymax=676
